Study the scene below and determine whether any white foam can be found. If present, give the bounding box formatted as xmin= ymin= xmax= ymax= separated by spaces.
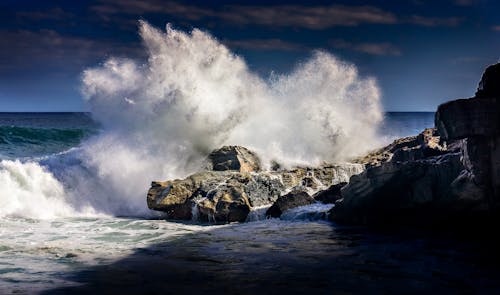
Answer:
xmin=72 ymin=21 xmax=383 ymax=216
xmin=0 ymin=160 xmax=94 ymax=219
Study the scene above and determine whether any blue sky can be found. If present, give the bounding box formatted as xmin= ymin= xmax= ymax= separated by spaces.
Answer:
xmin=0 ymin=0 xmax=499 ymax=111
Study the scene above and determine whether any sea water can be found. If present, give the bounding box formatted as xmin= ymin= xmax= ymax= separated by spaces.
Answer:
xmin=5 ymin=112 xmax=499 ymax=294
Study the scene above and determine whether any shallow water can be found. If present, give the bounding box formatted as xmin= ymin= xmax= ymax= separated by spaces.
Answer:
xmin=0 ymin=217 xmax=210 ymax=293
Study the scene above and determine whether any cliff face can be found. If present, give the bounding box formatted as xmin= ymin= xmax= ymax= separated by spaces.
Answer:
xmin=436 ymin=63 xmax=500 ymax=215
xmin=330 ymin=63 xmax=500 ymax=227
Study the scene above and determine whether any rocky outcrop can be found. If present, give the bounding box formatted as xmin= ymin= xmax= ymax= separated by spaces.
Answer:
xmin=147 ymin=171 xmax=283 ymax=222
xmin=331 ymin=153 xmax=465 ymax=225
xmin=205 ymin=146 xmax=261 ymax=172
xmin=266 ymin=191 xmax=315 ymax=218
xmin=352 ymin=128 xmax=449 ymax=167
xmin=476 ymin=62 xmax=500 ymax=98
xmin=148 ymin=146 xmax=363 ymax=223
xmin=313 ymin=182 xmax=346 ymax=204
xmin=330 ymin=62 xmax=500 ymax=227
xmin=435 ymin=63 xmax=500 ymax=215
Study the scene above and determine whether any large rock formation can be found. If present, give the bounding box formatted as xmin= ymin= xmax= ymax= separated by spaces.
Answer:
xmin=435 ymin=62 xmax=500 ymax=215
xmin=148 ymin=146 xmax=364 ymax=222
xmin=330 ymin=63 xmax=500 ymax=227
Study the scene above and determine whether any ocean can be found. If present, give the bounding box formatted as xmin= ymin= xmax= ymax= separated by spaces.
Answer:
xmin=1 ymin=111 xmax=499 ymax=294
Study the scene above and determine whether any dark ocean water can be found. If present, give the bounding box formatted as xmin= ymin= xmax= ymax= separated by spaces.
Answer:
xmin=0 ymin=113 xmax=97 ymax=159
xmin=2 ymin=111 xmax=499 ymax=294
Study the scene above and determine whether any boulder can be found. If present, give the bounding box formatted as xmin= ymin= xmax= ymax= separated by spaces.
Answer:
xmin=313 ymin=182 xmax=347 ymax=204
xmin=205 ymin=146 xmax=261 ymax=172
xmin=147 ymin=172 xmax=229 ymax=220
xmin=266 ymin=191 xmax=315 ymax=218
xmin=147 ymin=171 xmax=281 ymax=221
xmin=197 ymin=185 xmax=251 ymax=223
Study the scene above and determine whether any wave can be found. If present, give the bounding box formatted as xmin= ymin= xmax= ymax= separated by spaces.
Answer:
xmin=0 ymin=126 xmax=92 ymax=159
xmin=0 ymin=159 xmax=96 ymax=219
xmin=0 ymin=21 xmax=384 ymax=219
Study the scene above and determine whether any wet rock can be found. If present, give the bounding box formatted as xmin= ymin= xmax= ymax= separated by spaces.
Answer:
xmin=197 ymin=185 xmax=251 ymax=223
xmin=205 ymin=146 xmax=261 ymax=172
xmin=148 ymin=148 xmax=364 ymax=223
xmin=147 ymin=171 xmax=279 ymax=221
xmin=146 ymin=172 xmax=228 ymax=220
xmin=313 ymin=182 xmax=347 ymax=204
xmin=266 ymin=191 xmax=315 ymax=218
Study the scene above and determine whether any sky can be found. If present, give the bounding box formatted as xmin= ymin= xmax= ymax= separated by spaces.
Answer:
xmin=0 ymin=0 xmax=499 ymax=112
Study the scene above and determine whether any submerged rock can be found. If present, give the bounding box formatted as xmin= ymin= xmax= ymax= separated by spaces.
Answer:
xmin=266 ymin=191 xmax=315 ymax=218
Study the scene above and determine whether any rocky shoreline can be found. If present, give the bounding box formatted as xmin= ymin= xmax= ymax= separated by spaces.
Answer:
xmin=147 ymin=145 xmax=363 ymax=222
xmin=147 ymin=63 xmax=500 ymax=229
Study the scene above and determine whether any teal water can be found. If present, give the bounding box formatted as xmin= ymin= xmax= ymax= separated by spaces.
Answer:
xmin=0 ymin=112 xmax=434 ymax=160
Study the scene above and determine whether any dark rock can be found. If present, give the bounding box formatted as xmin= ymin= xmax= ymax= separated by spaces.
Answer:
xmin=331 ymin=63 xmax=500 ymax=228
xmin=476 ymin=63 xmax=500 ymax=98
xmin=206 ymin=146 xmax=261 ymax=172
xmin=313 ymin=182 xmax=347 ymax=204
xmin=243 ymin=173 xmax=284 ymax=207
xmin=330 ymin=153 xmax=465 ymax=225
xmin=435 ymin=97 xmax=500 ymax=140
xmin=197 ymin=185 xmax=251 ymax=223
xmin=266 ymin=191 xmax=315 ymax=218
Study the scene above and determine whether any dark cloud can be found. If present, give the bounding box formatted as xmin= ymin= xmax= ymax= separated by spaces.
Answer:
xmin=408 ymin=15 xmax=463 ymax=27
xmin=331 ymin=39 xmax=401 ymax=56
xmin=92 ymin=0 xmax=467 ymax=29
xmin=224 ymin=38 xmax=306 ymax=51
xmin=454 ymin=0 xmax=475 ymax=6
xmin=16 ymin=7 xmax=74 ymax=21
xmin=92 ymin=0 xmax=399 ymax=29
xmin=0 ymin=29 xmax=142 ymax=74
xmin=492 ymin=25 xmax=500 ymax=31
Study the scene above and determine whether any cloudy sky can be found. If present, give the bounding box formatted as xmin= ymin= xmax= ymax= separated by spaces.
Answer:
xmin=0 ymin=0 xmax=499 ymax=111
